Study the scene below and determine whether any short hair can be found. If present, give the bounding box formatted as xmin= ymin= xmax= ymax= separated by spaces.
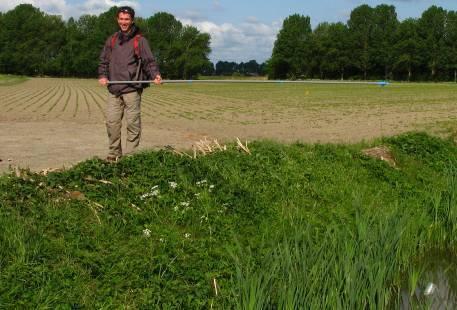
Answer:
xmin=117 ymin=6 xmax=135 ymax=19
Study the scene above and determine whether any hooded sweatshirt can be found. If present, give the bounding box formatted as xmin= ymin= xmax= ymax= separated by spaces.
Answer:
xmin=98 ymin=25 xmax=160 ymax=96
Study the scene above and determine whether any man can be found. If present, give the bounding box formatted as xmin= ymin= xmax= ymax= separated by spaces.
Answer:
xmin=98 ymin=6 xmax=161 ymax=162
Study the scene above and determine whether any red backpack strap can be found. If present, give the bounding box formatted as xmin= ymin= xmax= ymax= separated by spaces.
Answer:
xmin=133 ymin=34 xmax=141 ymax=58
xmin=110 ymin=33 xmax=118 ymax=49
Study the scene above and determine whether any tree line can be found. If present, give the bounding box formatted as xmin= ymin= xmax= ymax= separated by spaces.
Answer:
xmin=270 ymin=4 xmax=457 ymax=81
xmin=0 ymin=4 xmax=212 ymax=79
xmin=0 ymin=4 xmax=456 ymax=81
xmin=214 ymin=60 xmax=267 ymax=76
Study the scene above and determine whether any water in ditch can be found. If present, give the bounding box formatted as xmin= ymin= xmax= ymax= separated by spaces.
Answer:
xmin=400 ymin=251 xmax=457 ymax=309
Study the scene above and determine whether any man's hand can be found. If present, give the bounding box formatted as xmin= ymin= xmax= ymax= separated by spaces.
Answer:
xmin=98 ymin=77 xmax=108 ymax=86
xmin=153 ymin=75 xmax=162 ymax=85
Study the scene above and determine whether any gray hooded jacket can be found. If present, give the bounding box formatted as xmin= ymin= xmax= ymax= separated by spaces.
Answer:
xmin=98 ymin=28 xmax=160 ymax=96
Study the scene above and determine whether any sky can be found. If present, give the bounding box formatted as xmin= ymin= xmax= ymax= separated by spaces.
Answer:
xmin=1 ymin=0 xmax=457 ymax=63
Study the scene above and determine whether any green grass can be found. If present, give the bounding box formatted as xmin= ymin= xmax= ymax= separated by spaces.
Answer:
xmin=0 ymin=74 xmax=28 ymax=86
xmin=0 ymin=132 xmax=456 ymax=308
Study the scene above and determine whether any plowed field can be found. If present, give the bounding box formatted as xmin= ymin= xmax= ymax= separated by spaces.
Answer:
xmin=1 ymin=78 xmax=456 ymax=172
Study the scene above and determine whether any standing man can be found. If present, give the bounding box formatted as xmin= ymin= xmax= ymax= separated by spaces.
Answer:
xmin=98 ymin=6 xmax=162 ymax=162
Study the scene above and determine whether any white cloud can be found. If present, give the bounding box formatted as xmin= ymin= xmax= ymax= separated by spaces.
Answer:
xmin=0 ymin=0 xmax=67 ymax=15
xmin=0 ymin=0 xmax=140 ymax=18
xmin=179 ymin=17 xmax=280 ymax=63
xmin=0 ymin=0 xmax=29 ymax=11
xmin=180 ymin=9 xmax=206 ymax=22
xmin=76 ymin=0 xmax=139 ymax=17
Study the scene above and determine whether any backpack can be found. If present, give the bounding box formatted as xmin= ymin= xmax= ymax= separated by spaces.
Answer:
xmin=110 ymin=33 xmax=142 ymax=58
xmin=110 ymin=33 xmax=145 ymax=84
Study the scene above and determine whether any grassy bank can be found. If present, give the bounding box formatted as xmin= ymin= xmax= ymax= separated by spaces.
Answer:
xmin=1 ymin=132 xmax=456 ymax=308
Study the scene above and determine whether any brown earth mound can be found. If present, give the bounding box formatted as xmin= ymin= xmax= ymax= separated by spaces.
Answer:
xmin=362 ymin=146 xmax=397 ymax=167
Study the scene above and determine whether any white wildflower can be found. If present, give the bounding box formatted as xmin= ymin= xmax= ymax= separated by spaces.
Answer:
xmin=140 ymin=185 xmax=160 ymax=200
xmin=180 ymin=201 xmax=190 ymax=207
xmin=130 ymin=203 xmax=141 ymax=211
xmin=143 ymin=229 xmax=151 ymax=237
xmin=209 ymin=184 xmax=215 ymax=189
xmin=159 ymin=238 xmax=165 ymax=243
xmin=140 ymin=193 xmax=150 ymax=200
xmin=196 ymin=180 xmax=207 ymax=186
xmin=173 ymin=206 xmax=179 ymax=212
xmin=200 ymin=215 xmax=208 ymax=223
xmin=184 ymin=233 xmax=191 ymax=239
xmin=169 ymin=181 xmax=178 ymax=189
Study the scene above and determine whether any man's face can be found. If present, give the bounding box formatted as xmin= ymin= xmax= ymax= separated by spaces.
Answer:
xmin=117 ymin=12 xmax=133 ymax=32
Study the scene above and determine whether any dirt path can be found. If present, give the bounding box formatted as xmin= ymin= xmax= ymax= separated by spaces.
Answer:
xmin=1 ymin=78 xmax=456 ymax=173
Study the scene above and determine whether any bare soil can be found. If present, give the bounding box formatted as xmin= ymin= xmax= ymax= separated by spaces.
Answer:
xmin=1 ymin=78 xmax=456 ymax=173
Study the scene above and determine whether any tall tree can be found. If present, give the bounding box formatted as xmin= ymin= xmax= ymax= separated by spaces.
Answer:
xmin=325 ymin=23 xmax=350 ymax=80
xmin=61 ymin=17 xmax=81 ymax=76
xmin=270 ymin=14 xmax=312 ymax=79
xmin=83 ymin=7 xmax=118 ymax=77
xmin=175 ymin=26 xmax=212 ymax=79
xmin=0 ymin=4 xmax=65 ymax=75
xmin=0 ymin=12 xmax=5 ymax=72
xmin=311 ymin=22 xmax=331 ymax=79
xmin=418 ymin=6 xmax=448 ymax=80
xmin=446 ymin=10 xmax=457 ymax=82
xmin=200 ymin=61 xmax=215 ymax=76
xmin=348 ymin=5 xmax=374 ymax=80
xmin=392 ymin=18 xmax=422 ymax=81
xmin=142 ymin=12 xmax=184 ymax=78
xmin=311 ymin=22 xmax=350 ymax=80
xmin=370 ymin=5 xmax=399 ymax=79
xmin=67 ymin=14 xmax=99 ymax=77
